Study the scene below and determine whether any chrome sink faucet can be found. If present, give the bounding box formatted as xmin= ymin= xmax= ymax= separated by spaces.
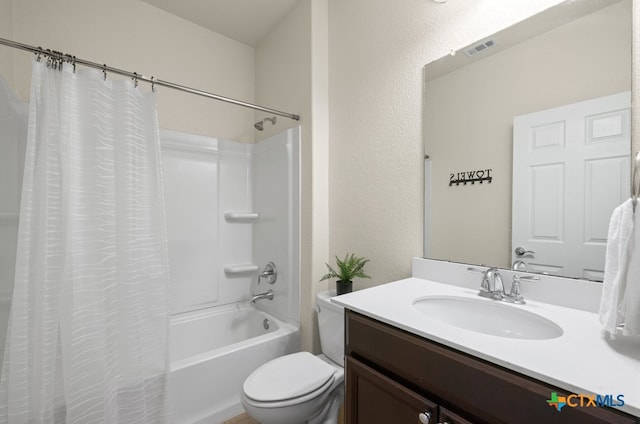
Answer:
xmin=468 ymin=267 xmax=538 ymax=304
xmin=469 ymin=267 xmax=504 ymax=300
xmin=249 ymin=289 xmax=274 ymax=304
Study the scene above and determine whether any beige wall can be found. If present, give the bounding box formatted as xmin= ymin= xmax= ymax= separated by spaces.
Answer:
xmin=0 ymin=0 xmax=14 ymax=88
xmin=327 ymin=0 xmax=565 ymax=290
xmin=255 ymin=0 xmax=330 ymax=352
xmin=426 ymin=1 xmax=631 ymax=269
xmin=3 ymin=0 xmax=255 ymax=142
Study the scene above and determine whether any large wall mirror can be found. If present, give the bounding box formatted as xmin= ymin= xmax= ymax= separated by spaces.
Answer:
xmin=423 ymin=0 xmax=632 ymax=281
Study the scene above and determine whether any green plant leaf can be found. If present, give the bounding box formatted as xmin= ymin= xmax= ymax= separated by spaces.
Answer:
xmin=318 ymin=252 xmax=371 ymax=282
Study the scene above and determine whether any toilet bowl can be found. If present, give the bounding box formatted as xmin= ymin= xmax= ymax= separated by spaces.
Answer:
xmin=241 ymin=291 xmax=344 ymax=424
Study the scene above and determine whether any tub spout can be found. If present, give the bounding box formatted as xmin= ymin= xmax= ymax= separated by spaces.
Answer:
xmin=249 ymin=289 xmax=274 ymax=304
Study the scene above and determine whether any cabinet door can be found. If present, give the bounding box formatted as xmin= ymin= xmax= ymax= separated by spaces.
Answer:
xmin=346 ymin=356 xmax=437 ymax=424
xmin=439 ymin=407 xmax=475 ymax=424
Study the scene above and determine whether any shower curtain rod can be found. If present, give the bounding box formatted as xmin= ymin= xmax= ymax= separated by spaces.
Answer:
xmin=0 ymin=37 xmax=301 ymax=121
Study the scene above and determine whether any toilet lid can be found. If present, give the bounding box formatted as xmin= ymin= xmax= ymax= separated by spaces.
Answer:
xmin=243 ymin=352 xmax=336 ymax=402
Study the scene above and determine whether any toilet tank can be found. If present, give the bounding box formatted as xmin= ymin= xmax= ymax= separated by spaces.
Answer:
xmin=316 ymin=290 xmax=344 ymax=366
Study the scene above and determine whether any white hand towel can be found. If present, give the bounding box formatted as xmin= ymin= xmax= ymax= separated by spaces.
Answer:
xmin=621 ymin=206 xmax=640 ymax=336
xmin=599 ymin=199 xmax=635 ymax=336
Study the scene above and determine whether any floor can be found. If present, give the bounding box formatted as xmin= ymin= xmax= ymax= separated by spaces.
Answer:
xmin=224 ymin=407 xmax=345 ymax=424
xmin=222 ymin=413 xmax=258 ymax=424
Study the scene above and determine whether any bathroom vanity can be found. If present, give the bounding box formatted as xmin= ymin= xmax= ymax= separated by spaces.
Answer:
xmin=333 ymin=259 xmax=640 ymax=424
xmin=344 ymin=311 xmax=635 ymax=424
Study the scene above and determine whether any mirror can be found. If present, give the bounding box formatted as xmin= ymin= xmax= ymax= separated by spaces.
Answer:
xmin=423 ymin=0 xmax=632 ymax=281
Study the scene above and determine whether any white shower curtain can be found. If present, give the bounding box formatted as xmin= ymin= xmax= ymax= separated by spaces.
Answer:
xmin=0 ymin=60 xmax=172 ymax=423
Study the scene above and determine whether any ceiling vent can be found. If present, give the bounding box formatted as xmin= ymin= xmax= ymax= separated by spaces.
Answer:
xmin=464 ymin=38 xmax=496 ymax=57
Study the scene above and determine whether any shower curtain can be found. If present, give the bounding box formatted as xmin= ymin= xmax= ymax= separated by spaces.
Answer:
xmin=0 ymin=60 xmax=172 ymax=423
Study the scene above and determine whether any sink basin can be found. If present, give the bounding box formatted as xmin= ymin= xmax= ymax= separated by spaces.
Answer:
xmin=413 ymin=295 xmax=563 ymax=340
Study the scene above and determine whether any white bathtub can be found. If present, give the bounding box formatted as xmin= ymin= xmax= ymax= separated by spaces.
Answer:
xmin=170 ymin=303 xmax=300 ymax=424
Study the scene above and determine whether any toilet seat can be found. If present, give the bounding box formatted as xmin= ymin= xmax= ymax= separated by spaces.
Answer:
xmin=243 ymin=352 xmax=337 ymax=407
xmin=242 ymin=376 xmax=334 ymax=410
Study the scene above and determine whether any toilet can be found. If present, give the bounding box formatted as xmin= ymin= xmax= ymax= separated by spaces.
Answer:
xmin=241 ymin=291 xmax=345 ymax=424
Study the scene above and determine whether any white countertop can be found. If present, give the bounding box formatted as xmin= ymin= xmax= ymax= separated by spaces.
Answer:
xmin=333 ymin=277 xmax=640 ymax=417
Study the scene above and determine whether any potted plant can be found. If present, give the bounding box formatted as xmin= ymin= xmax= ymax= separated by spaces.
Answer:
xmin=320 ymin=253 xmax=370 ymax=295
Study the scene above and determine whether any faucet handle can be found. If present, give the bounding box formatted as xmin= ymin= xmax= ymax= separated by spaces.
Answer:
xmin=515 ymin=275 xmax=540 ymax=282
xmin=509 ymin=275 xmax=539 ymax=304
xmin=509 ymin=276 xmax=525 ymax=303
xmin=257 ymin=262 xmax=277 ymax=285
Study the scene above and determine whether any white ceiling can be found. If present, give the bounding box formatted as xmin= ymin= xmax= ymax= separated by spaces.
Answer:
xmin=141 ymin=0 xmax=300 ymax=47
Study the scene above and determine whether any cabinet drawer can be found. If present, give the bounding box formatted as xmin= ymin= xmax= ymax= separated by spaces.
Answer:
xmin=439 ymin=407 xmax=474 ymax=424
xmin=346 ymin=355 xmax=437 ymax=424
xmin=346 ymin=310 xmax=637 ymax=424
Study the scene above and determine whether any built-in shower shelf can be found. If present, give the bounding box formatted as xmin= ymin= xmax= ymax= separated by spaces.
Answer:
xmin=224 ymin=264 xmax=259 ymax=274
xmin=224 ymin=212 xmax=260 ymax=222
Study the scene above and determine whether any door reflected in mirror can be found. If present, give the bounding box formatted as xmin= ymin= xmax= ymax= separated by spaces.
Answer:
xmin=423 ymin=0 xmax=632 ymax=281
xmin=512 ymin=92 xmax=630 ymax=279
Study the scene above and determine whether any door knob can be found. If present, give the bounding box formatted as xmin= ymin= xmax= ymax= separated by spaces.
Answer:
xmin=514 ymin=247 xmax=534 ymax=257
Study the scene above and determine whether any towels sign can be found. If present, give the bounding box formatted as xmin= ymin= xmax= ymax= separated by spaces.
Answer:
xmin=449 ymin=168 xmax=493 ymax=186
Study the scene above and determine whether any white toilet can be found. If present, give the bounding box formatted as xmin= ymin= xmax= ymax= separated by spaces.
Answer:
xmin=241 ymin=291 xmax=345 ymax=424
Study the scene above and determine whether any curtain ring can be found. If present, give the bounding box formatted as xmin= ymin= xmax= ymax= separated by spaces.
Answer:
xmin=62 ymin=53 xmax=70 ymax=71
xmin=150 ymin=76 xmax=155 ymax=93
xmin=132 ymin=72 xmax=138 ymax=88
xmin=103 ymin=64 xmax=107 ymax=81
xmin=35 ymin=47 xmax=43 ymax=62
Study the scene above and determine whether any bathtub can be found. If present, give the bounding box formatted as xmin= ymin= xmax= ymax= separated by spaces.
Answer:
xmin=170 ymin=303 xmax=300 ymax=424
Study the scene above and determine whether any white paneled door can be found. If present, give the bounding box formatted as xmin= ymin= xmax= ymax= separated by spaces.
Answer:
xmin=512 ymin=92 xmax=630 ymax=280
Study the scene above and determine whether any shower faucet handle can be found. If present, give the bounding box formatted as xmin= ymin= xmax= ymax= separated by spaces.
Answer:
xmin=257 ymin=262 xmax=277 ymax=285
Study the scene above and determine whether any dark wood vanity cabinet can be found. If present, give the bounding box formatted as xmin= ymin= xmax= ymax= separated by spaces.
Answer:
xmin=345 ymin=310 xmax=638 ymax=424
xmin=346 ymin=355 xmax=472 ymax=424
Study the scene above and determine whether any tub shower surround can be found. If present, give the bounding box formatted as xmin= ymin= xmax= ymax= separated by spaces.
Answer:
xmin=160 ymin=127 xmax=301 ymax=423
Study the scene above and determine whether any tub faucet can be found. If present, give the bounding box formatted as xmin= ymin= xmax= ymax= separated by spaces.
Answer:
xmin=250 ymin=289 xmax=274 ymax=304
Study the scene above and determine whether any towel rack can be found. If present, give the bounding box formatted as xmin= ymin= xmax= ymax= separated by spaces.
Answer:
xmin=632 ymin=152 xmax=640 ymax=213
